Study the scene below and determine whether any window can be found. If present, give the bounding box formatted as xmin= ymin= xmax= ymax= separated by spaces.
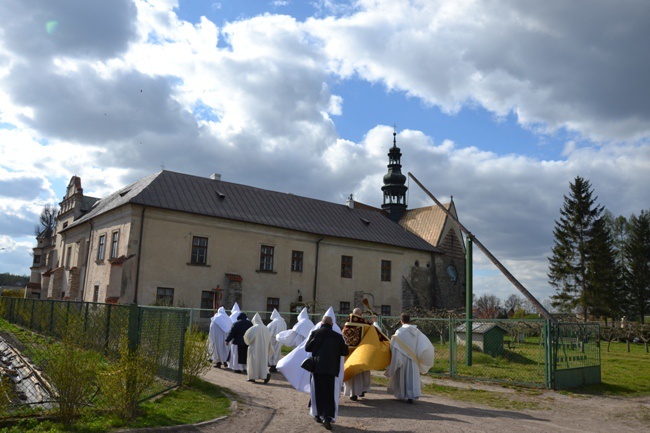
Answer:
xmin=381 ymin=305 xmax=391 ymax=316
xmin=266 ymin=297 xmax=279 ymax=320
xmin=260 ymin=245 xmax=274 ymax=271
xmin=191 ymin=236 xmax=208 ymax=265
xmin=93 ymin=285 xmax=99 ymax=303
xmin=341 ymin=255 xmax=353 ymax=278
xmin=63 ymin=221 xmax=68 ymax=228
xmin=34 ymin=255 xmax=41 ymax=265
xmin=339 ymin=301 xmax=350 ymax=315
xmin=97 ymin=235 xmax=106 ymax=260
xmin=66 ymin=246 xmax=72 ymax=268
xmin=381 ymin=260 xmax=391 ymax=282
xmin=200 ymin=290 xmax=216 ymax=318
xmin=291 ymin=250 xmax=303 ymax=272
xmin=156 ymin=287 xmax=174 ymax=306
xmin=110 ymin=231 xmax=119 ymax=259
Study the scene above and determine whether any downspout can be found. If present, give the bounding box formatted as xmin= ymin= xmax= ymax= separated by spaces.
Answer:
xmin=312 ymin=237 xmax=324 ymax=312
xmin=133 ymin=206 xmax=146 ymax=305
xmin=81 ymin=221 xmax=94 ymax=302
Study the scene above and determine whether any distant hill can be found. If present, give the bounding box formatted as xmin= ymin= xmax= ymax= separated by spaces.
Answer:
xmin=0 ymin=273 xmax=29 ymax=287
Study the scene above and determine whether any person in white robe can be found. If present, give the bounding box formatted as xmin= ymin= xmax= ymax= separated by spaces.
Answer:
xmin=277 ymin=307 xmax=346 ymax=423
xmin=243 ymin=313 xmax=273 ymax=383
xmin=267 ymin=309 xmax=287 ymax=372
xmin=208 ymin=306 xmax=232 ymax=368
xmin=227 ymin=303 xmax=242 ymax=370
xmin=384 ymin=313 xmax=435 ymax=403
xmin=276 ymin=307 xmax=313 ymax=348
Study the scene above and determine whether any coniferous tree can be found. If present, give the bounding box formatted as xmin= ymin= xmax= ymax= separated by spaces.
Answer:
xmin=587 ymin=216 xmax=621 ymax=321
xmin=624 ymin=210 xmax=650 ymax=323
xmin=548 ymin=176 xmax=606 ymax=320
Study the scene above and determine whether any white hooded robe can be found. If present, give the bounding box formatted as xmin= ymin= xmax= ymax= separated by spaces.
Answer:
xmin=244 ymin=313 xmax=273 ymax=381
xmin=276 ymin=307 xmax=313 ymax=348
xmin=267 ymin=309 xmax=287 ymax=367
xmin=208 ymin=307 xmax=232 ymax=364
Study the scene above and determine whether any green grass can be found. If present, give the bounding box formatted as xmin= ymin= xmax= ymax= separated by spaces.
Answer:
xmin=0 ymin=379 xmax=231 ymax=432
xmin=574 ymin=341 xmax=649 ymax=396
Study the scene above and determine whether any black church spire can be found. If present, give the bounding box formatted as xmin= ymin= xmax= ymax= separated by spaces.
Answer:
xmin=381 ymin=127 xmax=408 ymax=222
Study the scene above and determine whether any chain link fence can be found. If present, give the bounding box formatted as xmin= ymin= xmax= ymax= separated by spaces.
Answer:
xmin=0 ymin=298 xmax=186 ymax=418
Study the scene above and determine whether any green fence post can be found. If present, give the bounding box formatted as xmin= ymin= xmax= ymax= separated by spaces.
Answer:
xmin=128 ymin=303 xmax=140 ymax=352
xmin=449 ymin=317 xmax=455 ymax=378
xmin=177 ymin=310 xmax=188 ymax=385
xmin=49 ymin=300 xmax=55 ymax=336
xmin=104 ymin=304 xmax=112 ymax=355
xmin=465 ymin=236 xmax=473 ymax=366
xmin=30 ymin=299 xmax=35 ymax=329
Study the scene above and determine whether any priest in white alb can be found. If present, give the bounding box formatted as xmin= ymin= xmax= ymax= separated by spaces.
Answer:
xmin=276 ymin=307 xmax=313 ymax=348
xmin=267 ymin=308 xmax=287 ymax=372
xmin=243 ymin=313 xmax=272 ymax=383
xmin=208 ymin=306 xmax=232 ymax=368
xmin=384 ymin=313 xmax=435 ymax=403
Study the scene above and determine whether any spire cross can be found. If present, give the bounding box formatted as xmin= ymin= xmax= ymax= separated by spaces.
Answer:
xmin=393 ymin=124 xmax=397 ymax=147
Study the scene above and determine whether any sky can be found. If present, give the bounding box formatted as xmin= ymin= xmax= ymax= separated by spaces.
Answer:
xmin=0 ymin=0 xmax=648 ymax=306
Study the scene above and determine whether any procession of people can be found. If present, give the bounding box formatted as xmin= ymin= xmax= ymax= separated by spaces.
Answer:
xmin=207 ymin=302 xmax=434 ymax=430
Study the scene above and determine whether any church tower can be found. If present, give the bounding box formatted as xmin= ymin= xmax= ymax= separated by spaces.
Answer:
xmin=381 ymin=128 xmax=408 ymax=222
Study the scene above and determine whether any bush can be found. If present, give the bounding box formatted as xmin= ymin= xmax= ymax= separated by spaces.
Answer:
xmin=45 ymin=319 xmax=100 ymax=424
xmin=182 ymin=327 xmax=211 ymax=385
xmin=99 ymin=339 xmax=157 ymax=420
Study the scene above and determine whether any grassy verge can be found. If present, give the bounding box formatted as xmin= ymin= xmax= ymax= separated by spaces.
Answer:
xmin=0 ymin=379 xmax=231 ymax=433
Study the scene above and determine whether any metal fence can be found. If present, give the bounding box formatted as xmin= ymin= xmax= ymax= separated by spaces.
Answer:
xmin=184 ymin=308 xmax=599 ymax=389
xmin=0 ymin=298 xmax=186 ymax=418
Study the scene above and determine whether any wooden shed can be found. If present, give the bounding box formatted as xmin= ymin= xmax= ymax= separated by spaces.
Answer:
xmin=456 ymin=322 xmax=508 ymax=357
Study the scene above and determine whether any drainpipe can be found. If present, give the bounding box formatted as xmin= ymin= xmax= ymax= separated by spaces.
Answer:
xmin=81 ymin=221 xmax=94 ymax=302
xmin=312 ymin=237 xmax=324 ymax=312
xmin=133 ymin=206 xmax=146 ymax=304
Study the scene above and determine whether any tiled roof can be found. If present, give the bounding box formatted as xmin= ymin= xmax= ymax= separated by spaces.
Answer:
xmin=398 ymin=204 xmax=451 ymax=247
xmin=67 ymin=171 xmax=441 ymax=253
xmin=456 ymin=322 xmax=508 ymax=334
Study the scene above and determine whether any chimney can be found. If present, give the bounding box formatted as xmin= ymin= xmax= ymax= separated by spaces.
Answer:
xmin=346 ymin=194 xmax=354 ymax=209
xmin=210 ymin=173 xmax=222 ymax=181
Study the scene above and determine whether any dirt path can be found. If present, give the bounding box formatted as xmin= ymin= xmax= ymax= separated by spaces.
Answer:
xmin=137 ymin=367 xmax=649 ymax=433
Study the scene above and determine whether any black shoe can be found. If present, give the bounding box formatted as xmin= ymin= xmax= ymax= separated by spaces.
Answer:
xmin=407 ymin=398 xmax=413 ymax=404
xmin=360 ymin=392 xmax=365 ymax=397
xmin=215 ymin=362 xmax=221 ymax=368
xmin=350 ymin=395 xmax=358 ymax=401
xmin=314 ymin=416 xmax=323 ymax=424
xmin=234 ymin=370 xmax=243 ymax=374
xmin=269 ymin=366 xmax=277 ymax=372
xmin=247 ymin=379 xmax=255 ymax=382
xmin=264 ymin=373 xmax=271 ymax=384
xmin=323 ymin=418 xmax=332 ymax=430
xmin=223 ymin=362 xmax=228 ymax=368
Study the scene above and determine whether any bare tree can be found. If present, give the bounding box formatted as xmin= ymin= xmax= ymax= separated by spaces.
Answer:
xmin=474 ymin=294 xmax=502 ymax=319
xmin=504 ymin=294 xmax=524 ymax=312
xmin=34 ymin=205 xmax=58 ymax=237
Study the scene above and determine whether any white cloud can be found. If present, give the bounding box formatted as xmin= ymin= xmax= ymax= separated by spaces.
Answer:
xmin=306 ymin=0 xmax=650 ymax=142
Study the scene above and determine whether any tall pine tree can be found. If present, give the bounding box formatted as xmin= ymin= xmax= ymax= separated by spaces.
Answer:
xmin=624 ymin=210 xmax=650 ymax=323
xmin=548 ymin=176 xmax=609 ymax=320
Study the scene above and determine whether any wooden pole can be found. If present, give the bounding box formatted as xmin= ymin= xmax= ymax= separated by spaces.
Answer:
xmin=407 ymin=172 xmax=556 ymax=322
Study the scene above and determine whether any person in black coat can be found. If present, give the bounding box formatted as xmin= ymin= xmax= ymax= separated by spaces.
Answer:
xmin=226 ymin=312 xmax=253 ymax=373
xmin=305 ymin=316 xmax=349 ymax=430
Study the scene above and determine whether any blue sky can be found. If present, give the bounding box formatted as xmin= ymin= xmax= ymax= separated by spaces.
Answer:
xmin=0 ymin=0 xmax=648 ymax=307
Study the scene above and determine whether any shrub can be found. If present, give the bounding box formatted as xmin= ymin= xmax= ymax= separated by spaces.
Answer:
xmin=183 ymin=326 xmax=211 ymax=385
xmin=45 ymin=318 xmax=100 ymax=424
xmin=99 ymin=339 xmax=157 ymax=420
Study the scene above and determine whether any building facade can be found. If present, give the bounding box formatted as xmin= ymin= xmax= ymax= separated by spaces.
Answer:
xmin=28 ymin=134 xmax=466 ymax=314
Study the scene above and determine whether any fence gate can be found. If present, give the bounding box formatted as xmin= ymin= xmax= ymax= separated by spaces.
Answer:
xmin=549 ymin=322 xmax=601 ymax=389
